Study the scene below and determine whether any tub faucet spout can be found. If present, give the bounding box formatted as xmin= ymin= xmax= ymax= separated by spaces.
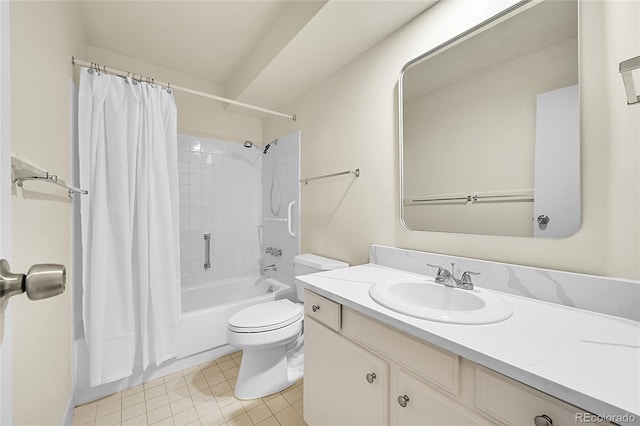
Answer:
xmin=264 ymin=264 xmax=277 ymax=272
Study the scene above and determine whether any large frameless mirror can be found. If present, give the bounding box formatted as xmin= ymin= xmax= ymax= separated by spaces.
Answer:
xmin=399 ymin=0 xmax=580 ymax=238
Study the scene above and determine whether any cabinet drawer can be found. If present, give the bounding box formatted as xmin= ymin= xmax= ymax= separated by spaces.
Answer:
xmin=475 ymin=367 xmax=611 ymax=426
xmin=304 ymin=289 xmax=341 ymax=331
xmin=342 ymin=308 xmax=459 ymax=395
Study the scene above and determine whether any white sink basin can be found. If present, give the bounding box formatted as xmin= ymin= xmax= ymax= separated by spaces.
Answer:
xmin=369 ymin=279 xmax=512 ymax=324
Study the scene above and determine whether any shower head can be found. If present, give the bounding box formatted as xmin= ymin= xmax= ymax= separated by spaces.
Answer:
xmin=243 ymin=140 xmax=271 ymax=155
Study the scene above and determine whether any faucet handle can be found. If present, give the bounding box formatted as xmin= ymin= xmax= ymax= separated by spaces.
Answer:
xmin=427 ymin=264 xmax=444 ymax=274
xmin=427 ymin=264 xmax=450 ymax=283
xmin=460 ymin=271 xmax=480 ymax=287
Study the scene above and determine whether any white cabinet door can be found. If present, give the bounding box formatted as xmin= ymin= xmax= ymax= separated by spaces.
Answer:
xmin=391 ymin=368 xmax=491 ymax=426
xmin=304 ymin=317 xmax=389 ymax=426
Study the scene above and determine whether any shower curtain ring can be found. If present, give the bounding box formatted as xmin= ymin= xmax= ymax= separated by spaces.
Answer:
xmin=167 ymin=82 xmax=172 ymax=94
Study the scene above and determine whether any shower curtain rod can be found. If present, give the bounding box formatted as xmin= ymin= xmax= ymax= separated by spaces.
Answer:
xmin=71 ymin=57 xmax=297 ymax=121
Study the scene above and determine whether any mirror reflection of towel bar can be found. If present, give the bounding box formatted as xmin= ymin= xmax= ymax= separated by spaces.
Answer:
xmin=405 ymin=189 xmax=534 ymax=205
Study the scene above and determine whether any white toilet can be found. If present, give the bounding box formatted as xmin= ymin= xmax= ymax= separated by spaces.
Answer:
xmin=227 ymin=254 xmax=348 ymax=399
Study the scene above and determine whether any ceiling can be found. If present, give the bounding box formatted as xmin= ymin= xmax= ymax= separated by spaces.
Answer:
xmin=79 ymin=0 xmax=437 ymax=113
xmin=403 ymin=0 xmax=578 ymax=101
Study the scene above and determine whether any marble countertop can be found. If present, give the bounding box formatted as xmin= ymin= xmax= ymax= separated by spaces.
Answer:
xmin=296 ymin=263 xmax=640 ymax=423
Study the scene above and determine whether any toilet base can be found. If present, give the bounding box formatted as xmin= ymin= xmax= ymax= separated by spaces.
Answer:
xmin=234 ymin=346 xmax=303 ymax=400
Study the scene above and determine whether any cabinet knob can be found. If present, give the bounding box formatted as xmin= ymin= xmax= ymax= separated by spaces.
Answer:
xmin=397 ymin=395 xmax=410 ymax=408
xmin=537 ymin=215 xmax=550 ymax=225
xmin=534 ymin=415 xmax=553 ymax=426
xmin=365 ymin=373 xmax=376 ymax=384
xmin=312 ymin=304 xmax=320 ymax=312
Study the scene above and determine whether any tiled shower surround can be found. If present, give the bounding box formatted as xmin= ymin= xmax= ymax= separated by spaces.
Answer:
xmin=261 ymin=132 xmax=300 ymax=286
xmin=177 ymin=134 xmax=263 ymax=287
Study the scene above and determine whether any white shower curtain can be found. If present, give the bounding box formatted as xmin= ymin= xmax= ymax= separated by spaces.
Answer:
xmin=78 ymin=68 xmax=181 ymax=387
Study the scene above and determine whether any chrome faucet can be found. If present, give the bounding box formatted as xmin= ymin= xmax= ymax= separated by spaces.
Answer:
xmin=263 ymin=264 xmax=277 ymax=272
xmin=427 ymin=263 xmax=479 ymax=290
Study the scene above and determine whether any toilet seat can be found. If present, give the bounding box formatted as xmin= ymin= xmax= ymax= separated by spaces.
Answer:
xmin=228 ymin=299 xmax=303 ymax=333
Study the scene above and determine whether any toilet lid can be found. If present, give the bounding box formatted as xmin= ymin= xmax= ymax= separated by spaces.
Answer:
xmin=228 ymin=299 xmax=303 ymax=333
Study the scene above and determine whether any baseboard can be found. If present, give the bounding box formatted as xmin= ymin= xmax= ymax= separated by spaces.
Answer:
xmin=61 ymin=392 xmax=75 ymax=426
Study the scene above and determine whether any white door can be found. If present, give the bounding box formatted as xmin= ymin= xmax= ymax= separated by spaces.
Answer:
xmin=532 ymin=85 xmax=580 ymax=237
xmin=0 ymin=1 xmax=12 ymax=424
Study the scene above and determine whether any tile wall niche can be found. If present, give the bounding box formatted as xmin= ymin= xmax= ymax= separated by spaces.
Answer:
xmin=177 ymin=134 xmax=263 ymax=287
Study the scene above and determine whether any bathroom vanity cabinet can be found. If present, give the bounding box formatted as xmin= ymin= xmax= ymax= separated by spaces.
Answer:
xmin=303 ymin=289 xmax=610 ymax=426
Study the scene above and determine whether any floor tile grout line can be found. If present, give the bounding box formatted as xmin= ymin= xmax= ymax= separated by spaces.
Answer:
xmin=71 ymin=351 xmax=305 ymax=426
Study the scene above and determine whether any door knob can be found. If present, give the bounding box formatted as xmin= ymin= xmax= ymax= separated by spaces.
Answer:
xmin=365 ymin=372 xmax=376 ymax=383
xmin=24 ymin=263 xmax=66 ymax=300
xmin=1 ymin=259 xmax=66 ymax=313
xmin=397 ymin=395 xmax=410 ymax=408
xmin=0 ymin=259 xmax=25 ymax=301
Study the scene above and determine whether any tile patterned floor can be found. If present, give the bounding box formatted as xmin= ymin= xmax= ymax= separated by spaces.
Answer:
xmin=71 ymin=352 xmax=306 ymax=426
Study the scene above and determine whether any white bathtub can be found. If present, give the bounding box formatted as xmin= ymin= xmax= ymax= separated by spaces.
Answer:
xmin=177 ymin=276 xmax=293 ymax=358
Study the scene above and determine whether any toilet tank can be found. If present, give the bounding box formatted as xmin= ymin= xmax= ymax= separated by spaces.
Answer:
xmin=294 ymin=254 xmax=349 ymax=302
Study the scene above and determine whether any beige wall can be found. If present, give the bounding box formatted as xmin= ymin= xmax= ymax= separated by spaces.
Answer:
xmin=264 ymin=0 xmax=640 ymax=280
xmin=10 ymin=1 xmax=86 ymax=424
xmin=10 ymin=2 xmax=262 ymax=425
xmin=85 ymin=46 xmax=263 ymax=144
xmin=8 ymin=4 xmax=266 ymax=422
